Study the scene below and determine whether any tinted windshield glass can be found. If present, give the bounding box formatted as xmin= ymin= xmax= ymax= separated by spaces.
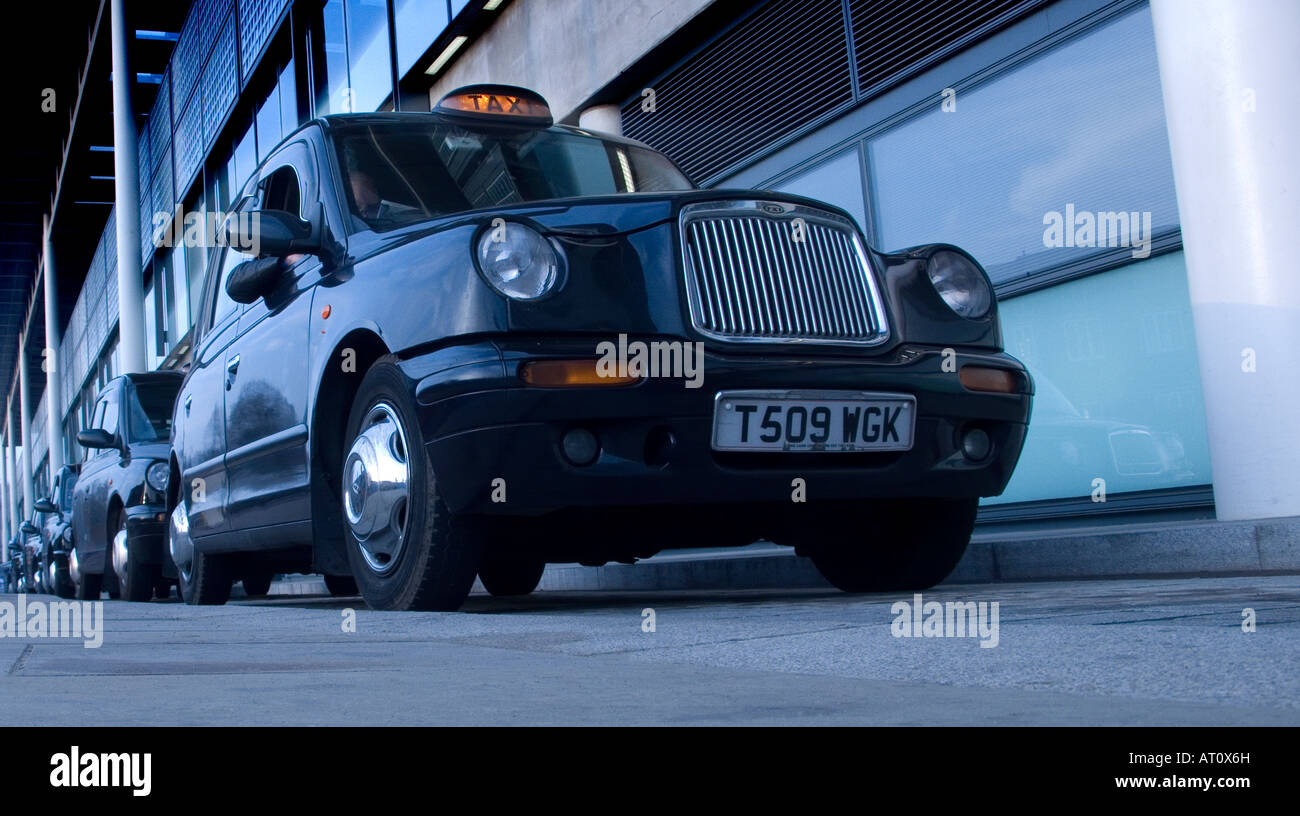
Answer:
xmin=127 ymin=381 xmax=180 ymax=442
xmin=333 ymin=121 xmax=692 ymax=232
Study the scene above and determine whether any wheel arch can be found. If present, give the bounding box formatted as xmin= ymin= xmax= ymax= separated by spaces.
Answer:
xmin=309 ymin=328 xmax=391 ymax=575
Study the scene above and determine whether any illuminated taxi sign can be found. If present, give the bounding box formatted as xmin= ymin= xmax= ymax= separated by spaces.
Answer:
xmin=435 ymin=84 xmax=553 ymax=127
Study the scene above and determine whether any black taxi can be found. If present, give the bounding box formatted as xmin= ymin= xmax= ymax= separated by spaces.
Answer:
xmin=166 ymin=84 xmax=1032 ymax=610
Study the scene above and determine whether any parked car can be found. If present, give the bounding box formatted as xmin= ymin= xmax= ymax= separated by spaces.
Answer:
xmin=19 ymin=513 xmax=46 ymax=594
xmin=30 ymin=465 xmax=80 ymax=598
xmin=69 ymin=371 xmax=185 ymax=601
xmin=165 ymin=84 xmax=1032 ymax=611
xmin=2 ymin=531 xmax=26 ymax=593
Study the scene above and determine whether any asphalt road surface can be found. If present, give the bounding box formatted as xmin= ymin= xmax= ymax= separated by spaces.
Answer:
xmin=2 ymin=575 xmax=1297 ymax=725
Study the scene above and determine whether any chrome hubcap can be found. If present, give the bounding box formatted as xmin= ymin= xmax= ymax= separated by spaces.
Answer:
xmin=344 ymin=402 xmax=410 ymax=575
xmin=112 ymin=527 xmax=130 ymax=587
xmin=47 ymin=559 xmax=56 ymax=589
xmin=69 ymin=547 xmax=80 ymax=585
xmin=170 ymin=503 xmax=194 ymax=582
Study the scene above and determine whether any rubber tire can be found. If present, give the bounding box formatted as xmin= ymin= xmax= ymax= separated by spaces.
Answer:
xmin=242 ymin=573 xmax=273 ymax=598
xmin=75 ymin=567 xmax=102 ymax=601
xmin=179 ymin=549 xmax=233 ymax=605
xmin=342 ymin=359 xmax=481 ymax=611
xmin=478 ymin=552 xmax=546 ymax=597
xmin=47 ymin=543 xmax=76 ymax=599
xmin=792 ymin=498 xmax=979 ymax=593
xmin=116 ymin=515 xmax=156 ymax=603
xmin=323 ymin=573 xmax=358 ymax=596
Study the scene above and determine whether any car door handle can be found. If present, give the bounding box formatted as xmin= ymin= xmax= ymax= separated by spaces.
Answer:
xmin=225 ymin=355 xmax=241 ymax=390
xmin=184 ymin=395 xmax=193 ymax=415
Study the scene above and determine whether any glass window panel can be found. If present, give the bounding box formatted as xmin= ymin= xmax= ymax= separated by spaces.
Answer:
xmin=279 ymin=58 xmax=299 ymax=139
xmin=867 ymin=6 xmax=1178 ymax=284
xmin=986 ymin=252 xmax=1211 ymax=504
xmin=394 ymin=0 xmax=449 ymax=77
xmin=774 ymin=147 xmax=867 ymax=233
xmin=346 ymin=0 xmax=394 ymax=112
xmin=312 ymin=0 xmax=352 ymax=115
xmin=256 ymin=83 xmax=283 ymax=161
xmin=233 ymin=122 xmax=258 ymax=190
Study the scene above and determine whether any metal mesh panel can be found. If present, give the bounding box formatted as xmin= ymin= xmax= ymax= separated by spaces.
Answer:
xmin=172 ymin=11 xmax=202 ymax=114
xmin=238 ymin=0 xmax=291 ymax=85
xmin=203 ymin=11 xmax=239 ymax=150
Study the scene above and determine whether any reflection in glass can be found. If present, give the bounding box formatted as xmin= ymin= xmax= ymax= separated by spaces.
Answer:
xmin=867 ymin=6 xmax=1178 ymax=284
xmin=345 ymin=0 xmax=393 ymax=112
xmin=774 ymin=147 xmax=867 ymax=233
xmin=986 ymin=253 xmax=1210 ymax=504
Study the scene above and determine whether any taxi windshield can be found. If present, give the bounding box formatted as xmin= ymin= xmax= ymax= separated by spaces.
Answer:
xmin=332 ymin=120 xmax=693 ymax=232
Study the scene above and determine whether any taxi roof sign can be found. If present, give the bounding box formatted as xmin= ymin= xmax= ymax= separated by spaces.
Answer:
xmin=435 ymin=85 xmax=553 ymax=127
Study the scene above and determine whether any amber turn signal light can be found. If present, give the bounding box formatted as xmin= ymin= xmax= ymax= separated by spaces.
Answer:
xmin=959 ymin=366 xmax=1020 ymax=394
xmin=519 ymin=360 xmax=640 ymax=387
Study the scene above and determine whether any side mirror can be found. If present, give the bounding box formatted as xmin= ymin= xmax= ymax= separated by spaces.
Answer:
xmin=20 ymin=522 xmax=38 ymax=536
xmin=77 ymin=428 xmax=118 ymax=450
xmin=226 ymin=209 xmax=318 ymax=258
xmin=33 ymin=498 xmax=57 ymax=515
xmin=226 ymin=257 xmax=285 ymax=304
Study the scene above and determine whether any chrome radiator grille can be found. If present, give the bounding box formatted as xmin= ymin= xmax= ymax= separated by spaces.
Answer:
xmin=680 ymin=201 xmax=890 ymax=345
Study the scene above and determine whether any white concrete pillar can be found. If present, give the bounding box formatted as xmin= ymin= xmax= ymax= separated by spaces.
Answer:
xmin=17 ymin=334 xmax=34 ymax=524
xmin=1151 ymin=0 xmax=1300 ymax=521
xmin=42 ymin=216 xmax=64 ymax=477
xmin=111 ymin=0 xmax=147 ymax=375
xmin=578 ymin=104 xmax=624 ymax=137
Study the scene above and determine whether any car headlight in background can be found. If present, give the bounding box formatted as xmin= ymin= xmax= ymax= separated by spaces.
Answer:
xmin=146 ymin=461 xmax=170 ymax=493
xmin=926 ymin=249 xmax=993 ymax=319
xmin=475 ymin=221 xmax=563 ymax=300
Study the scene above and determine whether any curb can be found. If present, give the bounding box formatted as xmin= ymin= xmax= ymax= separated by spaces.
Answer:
xmin=266 ymin=515 xmax=1300 ymax=596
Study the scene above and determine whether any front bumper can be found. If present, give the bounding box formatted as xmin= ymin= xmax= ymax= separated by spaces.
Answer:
xmin=399 ymin=339 xmax=1032 ymax=516
xmin=124 ymin=504 xmax=170 ymax=566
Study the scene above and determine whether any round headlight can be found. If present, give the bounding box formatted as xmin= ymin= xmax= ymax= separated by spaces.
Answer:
xmin=926 ymin=250 xmax=992 ymax=319
xmin=146 ymin=461 xmax=170 ymax=493
xmin=475 ymin=222 xmax=562 ymax=301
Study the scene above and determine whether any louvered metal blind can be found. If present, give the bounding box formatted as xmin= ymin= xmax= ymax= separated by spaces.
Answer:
xmin=624 ymin=0 xmax=1043 ymax=184
xmin=850 ymin=0 xmax=1040 ymax=98
xmin=622 ymin=0 xmax=852 ymax=184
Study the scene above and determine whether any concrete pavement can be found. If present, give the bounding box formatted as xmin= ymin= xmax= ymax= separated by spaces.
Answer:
xmin=1 ymin=574 xmax=1297 ymax=725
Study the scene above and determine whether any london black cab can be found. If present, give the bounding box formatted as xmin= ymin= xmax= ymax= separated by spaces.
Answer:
xmin=70 ymin=371 xmax=186 ymax=601
xmin=166 ymin=84 xmax=1033 ymax=611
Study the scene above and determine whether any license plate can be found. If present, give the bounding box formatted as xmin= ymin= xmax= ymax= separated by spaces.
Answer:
xmin=711 ymin=390 xmax=916 ymax=452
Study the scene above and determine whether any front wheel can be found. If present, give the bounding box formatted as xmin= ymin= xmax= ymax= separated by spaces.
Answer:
xmin=46 ymin=543 xmax=76 ymax=599
xmin=478 ymin=552 xmax=545 ymax=597
xmin=171 ymin=503 xmax=232 ymax=605
xmin=241 ymin=573 xmax=273 ymax=598
xmin=341 ymin=360 xmax=481 ymax=611
xmin=323 ymin=573 xmax=358 ymax=596
xmin=785 ymin=498 xmax=978 ymax=593
xmin=113 ymin=515 xmax=156 ymax=602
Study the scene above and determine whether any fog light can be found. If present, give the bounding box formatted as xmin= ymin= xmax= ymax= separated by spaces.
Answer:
xmin=561 ymin=428 xmax=600 ymax=466
xmin=961 ymin=427 xmax=992 ymax=462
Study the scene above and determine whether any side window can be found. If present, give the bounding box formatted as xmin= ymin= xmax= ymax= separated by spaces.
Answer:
xmin=100 ymin=391 xmax=120 ymax=438
xmin=210 ymin=246 xmax=245 ymax=329
xmin=262 ymin=165 xmax=302 ymax=218
xmin=84 ymin=400 xmax=106 ymax=461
